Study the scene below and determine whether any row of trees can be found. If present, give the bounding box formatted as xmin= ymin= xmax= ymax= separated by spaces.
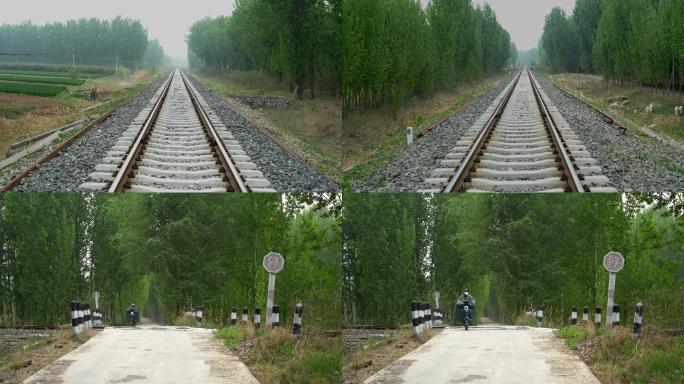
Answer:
xmin=343 ymin=193 xmax=684 ymax=328
xmin=342 ymin=0 xmax=513 ymax=111
xmin=0 ymin=194 xmax=341 ymax=329
xmin=0 ymin=17 xmax=166 ymax=70
xmin=187 ymin=0 xmax=341 ymax=100
xmin=540 ymin=0 xmax=684 ymax=92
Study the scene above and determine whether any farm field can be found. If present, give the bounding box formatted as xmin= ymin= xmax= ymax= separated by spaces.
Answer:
xmin=0 ymin=64 xmax=159 ymax=160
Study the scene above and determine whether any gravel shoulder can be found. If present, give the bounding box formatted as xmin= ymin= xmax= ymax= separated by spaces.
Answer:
xmin=354 ymin=76 xmax=514 ymax=192
xmin=11 ymin=74 xmax=169 ymax=192
xmin=535 ymin=74 xmax=684 ymax=191
xmin=185 ymin=72 xmax=339 ymax=192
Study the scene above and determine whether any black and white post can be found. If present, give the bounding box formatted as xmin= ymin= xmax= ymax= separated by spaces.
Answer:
xmin=71 ymin=300 xmax=79 ymax=336
xmin=254 ymin=307 xmax=261 ymax=328
xmin=411 ymin=301 xmax=420 ymax=336
xmin=536 ymin=305 xmax=544 ymax=327
xmin=197 ymin=306 xmax=204 ymax=327
xmin=292 ymin=303 xmax=303 ymax=338
xmin=612 ymin=304 xmax=620 ymax=327
xmin=633 ymin=302 xmax=643 ymax=338
xmin=603 ymin=252 xmax=625 ymax=328
xmin=426 ymin=303 xmax=432 ymax=330
xmin=85 ymin=303 xmax=90 ymax=330
xmin=242 ymin=307 xmax=249 ymax=322
xmin=272 ymin=304 xmax=280 ymax=327
xmin=231 ymin=307 xmax=237 ymax=326
xmin=78 ymin=301 xmax=84 ymax=334
xmin=594 ymin=306 xmax=601 ymax=328
xmin=263 ymin=252 xmax=284 ymax=328
xmin=571 ymin=306 xmax=578 ymax=326
xmin=418 ymin=302 xmax=425 ymax=334
xmin=582 ymin=306 xmax=589 ymax=323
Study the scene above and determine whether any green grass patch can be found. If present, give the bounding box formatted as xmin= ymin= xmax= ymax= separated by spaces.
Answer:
xmin=0 ymin=74 xmax=85 ymax=86
xmin=216 ymin=326 xmax=247 ymax=349
xmin=0 ymin=103 xmax=38 ymax=119
xmin=0 ymin=62 xmax=114 ymax=75
xmin=556 ymin=326 xmax=590 ymax=349
xmin=0 ymin=69 xmax=105 ymax=79
xmin=0 ymin=81 xmax=65 ymax=96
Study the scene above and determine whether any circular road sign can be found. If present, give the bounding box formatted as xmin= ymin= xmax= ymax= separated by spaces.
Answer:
xmin=263 ymin=252 xmax=285 ymax=274
xmin=603 ymin=252 xmax=625 ymax=273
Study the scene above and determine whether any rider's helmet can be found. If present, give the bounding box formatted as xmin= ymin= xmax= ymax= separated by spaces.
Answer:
xmin=463 ymin=288 xmax=470 ymax=296
xmin=131 ymin=303 xmax=136 ymax=308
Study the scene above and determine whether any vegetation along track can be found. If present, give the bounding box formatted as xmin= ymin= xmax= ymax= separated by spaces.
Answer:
xmin=423 ymin=68 xmax=615 ymax=193
xmin=81 ymin=69 xmax=274 ymax=192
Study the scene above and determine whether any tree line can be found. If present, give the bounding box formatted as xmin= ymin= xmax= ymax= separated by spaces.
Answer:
xmin=0 ymin=194 xmax=341 ymax=329
xmin=187 ymin=0 xmax=341 ymax=100
xmin=342 ymin=0 xmax=513 ymax=111
xmin=0 ymin=17 xmax=167 ymax=70
xmin=540 ymin=0 xmax=684 ymax=93
xmin=343 ymin=193 xmax=684 ymax=329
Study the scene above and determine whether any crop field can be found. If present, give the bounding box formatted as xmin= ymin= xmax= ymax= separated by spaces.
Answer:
xmin=0 ymin=81 xmax=66 ymax=97
xmin=0 ymin=69 xmax=107 ymax=79
xmin=0 ymin=62 xmax=115 ymax=75
xmin=0 ymin=74 xmax=85 ymax=86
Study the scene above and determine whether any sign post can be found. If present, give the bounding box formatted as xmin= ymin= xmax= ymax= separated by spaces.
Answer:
xmin=603 ymin=252 xmax=625 ymax=327
xmin=263 ymin=252 xmax=284 ymax=327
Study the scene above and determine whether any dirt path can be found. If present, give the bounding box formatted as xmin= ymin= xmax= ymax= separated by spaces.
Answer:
xmin=364 ymin=326 xmax=599 ymax=384
xmin=23 ymin=325 xmax=259 ymax=384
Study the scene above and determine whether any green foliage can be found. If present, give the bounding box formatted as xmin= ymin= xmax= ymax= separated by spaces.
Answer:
xmin=0 ymin=69 xmax=103 ymax=78
xmin=541 ymin=8 xmax=579 ymax=72
xmin=0 ymin=17 xmax=149 ymax=70
xmin=342 ymin=0 xmax=512 ymax=111
xmin=0 ymin=74 xmax=85 ymax=86
xmin=143 ymin=39 xmax=166 ymax=69
xmin=187 ymin=0 xmax=340 ymax=101
xmin=216 ymin=327 xmax=247 ymax=349
xmin=556 ymin=326 xmax=590 ymax=349
xmin=0 ymin=81 xmax=66 ymax=96
xmin=0 ymin=63 xmax=113 ymax=76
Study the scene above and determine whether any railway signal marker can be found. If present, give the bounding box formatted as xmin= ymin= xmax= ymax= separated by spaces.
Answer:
xmin=263 ymin=252 xmax=284 ymax=327
xmin=603 ymin=251 xmax=624 ymax=327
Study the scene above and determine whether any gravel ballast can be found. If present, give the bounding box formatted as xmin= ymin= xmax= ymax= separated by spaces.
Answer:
xmin=184 ymin=73 xmax=338 ymax=192
xmin=356 ymin=76 xmax=514 ymax=192
xmin=535 ymin=75 xmax=684 ymax=191
xmin=13 ymin=75 xmax=169 ymax=192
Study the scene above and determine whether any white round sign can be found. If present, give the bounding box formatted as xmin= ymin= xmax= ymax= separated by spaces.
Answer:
xmin=263 ymin=252 xmax=284 ymax=274
xmin=603 ymin=252 xmax=625 ymax=273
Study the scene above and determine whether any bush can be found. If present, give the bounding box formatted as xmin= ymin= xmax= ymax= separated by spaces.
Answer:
xmin=0 ymin=81 xmax=65 ymax=96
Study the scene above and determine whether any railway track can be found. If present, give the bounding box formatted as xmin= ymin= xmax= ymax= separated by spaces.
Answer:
xmin=423 ymin=68 xmax=615 ymax=193
xmin=81 ymin=69 xmax=274 ymax=193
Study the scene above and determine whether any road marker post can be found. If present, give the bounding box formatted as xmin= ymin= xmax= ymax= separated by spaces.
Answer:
xmin=612 ymin=304 xmax=620 ymax=327
xmin=603 ymin=251 xmax=625 ymax=328
xmin=582 ymin=306 xmax=589 ymax=323
xmin=84 ymin=303 xmax=90 ymax=330
xmin=571 ymin=306 xmax=578 ymax=325
xmin=426 ymin=303 xmax=432 ymax=330
xmin=418 ymin=303 xmax=425 ymax=334
xmin=254 ymin=307 xmax=261 ymax=328
xmin=633 ymin=302 xmax=644 ymax=338
xmin=77 ymin=301 xmax=84 ymax=334
xmin=197 ymin=306 xmax=203 ymax=327
xmin=432 ymin=292 xmax=444 ymax=328
xmin=242 ymin=307 xmax=249 ymax=322
xmin=594 ymin=306 xmax=601 ymax=328
xmin=407 ymin=127 xmax=414 ymax=145
xmin=263 ymin=252 xmax=284 ymax=328
xmin=272 ymin=304 xmax=280 ymax=327
xmin=71 ymin=300 xmax=79 ymax=336
xmin=231 ymin=307 xmax=237 ymax=326
xmin=411 ymin=301 xmax=420 ymax=336
xmin=536 ymin=305 xmax=544 ymax=327
xmin=292 ymin=303 xmax=303 ymax=338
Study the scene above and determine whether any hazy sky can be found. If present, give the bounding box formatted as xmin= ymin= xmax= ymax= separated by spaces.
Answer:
xmin=422 ymin=0 xmax=576 ymax=51
xmin=0 ymin=0 xmax=236 ymax=57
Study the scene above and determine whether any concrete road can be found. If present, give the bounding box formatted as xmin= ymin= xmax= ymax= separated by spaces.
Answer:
xmin=24 ymin=325 xmax=259 ymax=384
xmin=365 ymin=326 xmax=599 ymax=384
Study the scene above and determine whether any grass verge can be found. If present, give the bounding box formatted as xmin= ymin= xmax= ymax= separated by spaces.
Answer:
xmin=556 ymin=325 xmax=684 ymax=383
xmin=0 ymin=329 xmax=92 ymax=384
xmin=0 ymin=74 xmax=85 ymax=86
xmin=342 ymin=74 xmax=507 ymax=186
xmin=542 ymin=72 xmax=684 ymax=145
xmin=343 ymin=327 xmax=436 ymax=384
xmin=216 ymin=323 xmax=341 ymax=384
xmin=192 ymin=70 xmax=342 ymax=181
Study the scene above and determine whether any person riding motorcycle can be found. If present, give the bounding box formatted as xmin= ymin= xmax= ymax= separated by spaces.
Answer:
xmin=459 ymin=289 xmax=474 ymax=302
xmin=456 ymin=289 xmax=476 ymax=330
xmin=127 ymin=303 xmax=139 ymax=326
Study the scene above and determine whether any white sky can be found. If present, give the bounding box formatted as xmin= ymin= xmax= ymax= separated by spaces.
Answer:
xmin=0 ymin=0 xmax=236 ymax=57
xmin=422 ymin=0 xmax=576 ymax=51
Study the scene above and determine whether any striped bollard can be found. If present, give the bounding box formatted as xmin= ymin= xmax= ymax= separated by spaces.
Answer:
xmin=411 ymin=301 xmax=420 ymax=336
xmin=633 ymin=303 xmax=643 ymax=338
xmin=536 ymin=305 xmax=544 ymax=327
xmin=78 ymin=302 xmax=84 ymax=334
xmin=292 ymin=303 xmax=303 ymax=338
xmin=197 ymin=306 xmax=203 ymax=327
xmin=242 ymin=307 xmax=249 ymax=322
xmin=582 ymin=306 xmax=589 ymax=323
xmin=71 ymin=301 xmax=79 ymax=336
xmin=231 ymin=307 xmax=237 ymax=326
xmin=433 ymin=307 xmax=443 ymax=327
xmin=426 ymin=303 xmax=432 ymax=330
xmin=272 ymin=305 xmax=280 ymax=327
xmin=254 ymin=307 xmax=261 ymax=328
xmin=571 ymin=306 xmax=578 ymax=325
xmin=612 ymin=304 xmax=620 ymax=327
xmin=86 ymin=303 xmax=91 ymax=329
xmin=418 ymin=303 xmax=425 ymax=334
xmin=594 ymin=306 xmax=601 ymax=328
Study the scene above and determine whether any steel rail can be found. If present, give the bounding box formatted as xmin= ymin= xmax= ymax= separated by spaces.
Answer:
xmin=179 ymin=71 xmax=248 ymax=193
xmin=527 ymin=68 xmax=586 ymax=192
xmin=443 ymin=70 xmax=523 ymax=193
xmin=108 ymin=71 xmax=174 ymax=192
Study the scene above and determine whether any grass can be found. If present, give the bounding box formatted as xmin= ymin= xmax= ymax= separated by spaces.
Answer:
xmin=342 ymin=74 xmax=507 ymax=186
xmin=0 ymin=329 xmax=92 ymax=384
xmin=0 ymin=74 xmax=85 ymax=86
xmin=543 ymin=72 xmax=684 ymax=144
xmin=555 ymin=325 xmax=684 ymax=383
xmin=343 ymin=327 xmax=436 ymax=384
xmin=192 ymin=69 xmax=342 ymax=181
xmin=0 ymin=62 xmax=115 ymax=75
xmin=0 ymin=69 xmax=105 ymax=78
xmin=216 ymin=323 xmax=341 ymax=384
xmin=0 ymin=81 xmax=66 ymax=97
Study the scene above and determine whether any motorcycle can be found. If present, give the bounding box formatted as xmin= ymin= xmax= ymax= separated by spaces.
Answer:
xmin=127 ymin=309 xmax=138 ymax=326
xmin=455 ymin=299 xmax=476 ymax=330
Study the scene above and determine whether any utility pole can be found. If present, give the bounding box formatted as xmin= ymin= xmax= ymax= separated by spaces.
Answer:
xmin=72 ymin=48 xmax=76 ymax=72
